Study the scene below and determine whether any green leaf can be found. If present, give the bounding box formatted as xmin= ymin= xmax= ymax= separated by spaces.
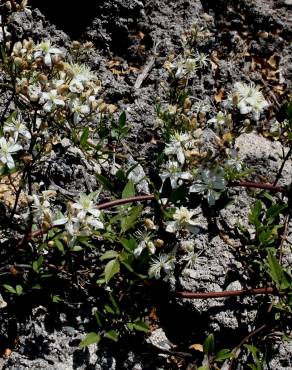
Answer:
xmin=32 ymin=255 xmax=44 ymax=272
xmin=215 ymin=348 xmax=233 ymax=361
xmin=80 ymin=127 xmax=89 ymax=148
xmin=115 ymin=169 xmax=127 ymax=182
xmin=51 ymin=294 xmax=63 ymax=303
xmin=95 ymin=311 xmax=103 ymax=327
xmin=15 ymin=285 xmax=23 ymax=295
xmin=79 ymin=332 xmax=101 ymax=348
xmin=104 ymin=330 xmax=119 ymax=342
xmin=248 ymin=201 xmax=262 ymax=229
xmin=120 ymin=236 xmax=137 ymax=252
xmin=160 ymin=177 xmax=172 ymax=199
xmin=203 ymin=333 xmax=214 ymax=356
xmin=96 ymin=277 xmax=106 ymax=285
xmin=104 ymin=259 xmax=120 ymax=283
xmin=109 ymin=293 xmax=120 ymax=315
xmin=120 ymin=205 xmax=143 ymax=232
xmin=54 ymin=239 xmax=65 ymax=253
xmin=267 ymin=250 xmax=290 ymax=290
xmin=32 ymin=284 xmax=42 ymax=290
xmin=122 ymin=180 xmax=135 ymax=198
xmin=131 ymin=320 xmax=150 ymax=332
xmin=96 ymin=174 xmax=115 ymax=192
xmin=119 ymin=111 xmax=126 ymax=127
xmin=3 ymin=284 xmax=17 ymax=294
xmin=100 ymin=250 xmax=119 ymax=261
xmin=70 ymin=245 xmax=83 ymax=252
xmin=104 ymin=304 xmax=115 ymax=315
xmin=169 ymin=185 xmax=188 ymax=204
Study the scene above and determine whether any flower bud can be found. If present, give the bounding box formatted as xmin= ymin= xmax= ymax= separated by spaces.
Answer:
xmin=72 ymin=41 xmax=81 ymax=49
xmin=13 ymin=57 xmax=23 ymax=67
xmin=83 ymin=41 xmax=94 ymax=49
xmin=183 ymin=97 xmax=192 ymax=110
xmin=107 ymin=104 xmax=117 ymax=114
xmin=154 ymin=239 xmax=165 ymax=248
xmin=38 ymin=74 xmax=48 ymax=84
xmin=144 ymin=218 xmax=155 ymax=230
xmin=57 ymin=84 xmax=69 ymax=95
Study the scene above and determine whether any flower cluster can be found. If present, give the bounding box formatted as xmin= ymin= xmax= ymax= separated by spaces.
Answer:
xmin=32 ymin=191 xmax=104 ymax=250
xmin=11 ymin=39 xmax=114 ymax=130
xmin=165 ymin=52 xmax=209 ymax=79
xmin=228 ymin=82 xmax=269 ymax=120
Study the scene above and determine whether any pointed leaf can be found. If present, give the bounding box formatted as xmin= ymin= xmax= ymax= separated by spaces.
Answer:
xmin=122 ymin=180 xmax=135 ymax=198
xmin=104 ymin=259 xmax=120 ymax=283
xmin=104 ymin=330 xmax=119 ymax=342
xmin=79 ymin=332 xmax=101 ymax=348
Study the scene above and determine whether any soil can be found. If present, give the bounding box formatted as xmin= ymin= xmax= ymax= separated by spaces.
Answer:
xmin=0 ymin=0 xmax=291 ymax=369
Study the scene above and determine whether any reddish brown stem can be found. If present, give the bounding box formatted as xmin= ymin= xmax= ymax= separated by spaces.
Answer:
xmin=175 ymin=287 xmax=277 ymax=299
xmin=96 ymin=195 xmax=156 ymax=209
xmin=16 ymin=195 xmax=156 ymax=247
xmin=228 ymin=181 xmax=287 ymax=194
xmin=16 ymin=179 xmax=287 ymax=247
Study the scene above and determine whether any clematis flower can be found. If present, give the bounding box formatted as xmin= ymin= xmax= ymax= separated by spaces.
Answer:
xmin=164 ymin=132 xmax=191 ymax=165
xmin=160 ymin=160 xmax=193 ymax=188
xmin=4 ymin=115 xmax=31 ymax=141
xmin=133 ymin=230 xmax=156 ymax=258
xmin=72 ymin=193 xmax=102 ymax=224
xmin=230 ymin=82 xmax=269 ymax=120
xmin=40 ymin=90 xmax=65 ymax=112
xmin=148 ymin=254 xmax=176 ymax=279
xmin=189 ymin=167 xmax=226 ymax=205
xmin=0 ymin=137 xmax=22 ymax=169
xmin=34 ymin=40 xmax=63 ymax=67
xmin=70 ymin=99 xmax=90 ymax=124
xmin=166 ymin=206 xmax=199 ymax=234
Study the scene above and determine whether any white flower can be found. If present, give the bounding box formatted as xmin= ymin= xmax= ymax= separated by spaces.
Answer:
xmin=27 ymin=83 xmax=42 ymax=102
xmin=4 ymin=115 xmax=31 ymax=141
xmin=184 ymin=58 xmax=198 ymax=74
xmin=180 ymin=240 xmax=195 ymax=253
xmin=66 ymin=63 xmax=96 ymax=82
xmin=84 ymin=215 xmax=104 ymax=230
xmin=40 ymin=90 xmax=65 ymax=112
xmin=194 ymin=52 xmax=209 ymax=68
xmin=182 ymin=251 xmax=197 ymax=269
xmin=207 ymin=111 xmax=226 ymax=126
xmin=34 ymin=40 xmax=63 ymax=67
xmin=160 ymin=160 xmax=192 ymax=188
xmin=70 ymin=99 xmax=90 ymax=124
xmin=189 ymin=167 xmax=226 ymax=205
xmin=0 ymin=137 xmax=22 ymax=169
xmin=31 ymin=191 xmax=56 ymax=223
xmin=164 ymin=132 xmax=191 ymax=165
xmin=231 ymin=82 xmax=269 ymax=120
xmin=166 ymin=206 xmax=199 ymax=234
xmin=133 ymin=230 xmax=156 ymax=258
xmin=72 ymin=193 xmax=102 ymax=223
xmin=148 ymin=254 xmax=176 ymax=279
